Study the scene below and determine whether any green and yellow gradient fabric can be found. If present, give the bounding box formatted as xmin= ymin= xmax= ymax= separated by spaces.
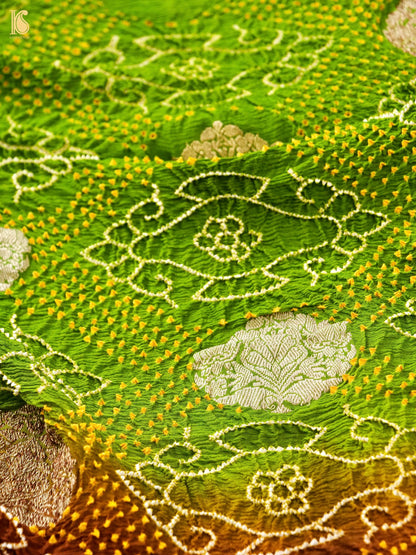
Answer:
xmin=1 ymin=0 xmax=416 ymax=553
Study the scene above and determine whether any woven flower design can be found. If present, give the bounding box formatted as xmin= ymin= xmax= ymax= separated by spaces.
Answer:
xmin=247 ymin=464 xmax=312 ymax=516
xmin=193 ymin=312 xmax=356 ymax=413
xmin=194 ymin=215 xmax=262 ymax=262
xmin=181 ymin=121 xmax=268 ymax=159
xmin=0 ymin=228 xmax=31 ymax=292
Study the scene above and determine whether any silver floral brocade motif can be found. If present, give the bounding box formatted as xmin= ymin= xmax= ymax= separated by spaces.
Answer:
xmin=384 ymin=0 xmax=416 ymax=57
xmin=181 ymin=121 xmax=268 ymax=159
xmin=0 ymin=228 xmax=31 ymax=291
xmin=193 ymin=312 xmax=357 ymax=413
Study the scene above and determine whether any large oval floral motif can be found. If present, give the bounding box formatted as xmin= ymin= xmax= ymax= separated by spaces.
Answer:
xmin=193 ymin=312 xmax=357 ymax=413
xmin=0 ymin=227 xmax=31 ymax=291
xmin=0 ymin=405 xmax=76 ymax=528
xmin=81 ymin=168 xmax=389 ymax=308
xmin=384 ymin=0 xmax=416 ymax=57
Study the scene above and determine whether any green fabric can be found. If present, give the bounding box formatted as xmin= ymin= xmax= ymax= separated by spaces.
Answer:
xmin=1 ymin=0 xmax=416 ymax=553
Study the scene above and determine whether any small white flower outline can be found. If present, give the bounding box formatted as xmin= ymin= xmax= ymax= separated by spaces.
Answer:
xmin=247 ymin=464 xmax=313 ymax=516
xmin=193 ymin=215 xmax=262 ymax=262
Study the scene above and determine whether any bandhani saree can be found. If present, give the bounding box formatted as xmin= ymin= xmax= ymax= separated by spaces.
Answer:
xmin=1 ymin=0 xmax=416 ymax=553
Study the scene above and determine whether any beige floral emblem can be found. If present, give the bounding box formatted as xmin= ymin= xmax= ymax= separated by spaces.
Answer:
xmin=0 ymin=228 xmax=31 ymax=292
xmin=181 ymin=120 xmax=268 ymax=159
xmin=384 ymin=0 xmax=416 ymax=57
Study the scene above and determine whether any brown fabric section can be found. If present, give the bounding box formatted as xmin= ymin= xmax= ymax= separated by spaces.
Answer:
xmin=0 ymin=405 xmax=76 ymax=528
xmin=1 ymin=447 xmax=179 ymax=555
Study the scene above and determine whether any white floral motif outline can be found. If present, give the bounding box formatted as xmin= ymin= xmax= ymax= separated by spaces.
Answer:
xmin=161 ymin=57 xmax=220 ymax=81
xmin=247 ymin=464 xmax=313 ymax=517
xmin=53 ymin=28 xmax=332 ymax=112
xmin=81 ymin=169 xmax=390 ymax=308
xmin=193 ymin=215 xmax=263 ymax=262
xmin=0 ymin=116 xmax=99 ymax=203
xmin=262 ymin=32 xmax=333 ymax=95
xmin=117 ymin=405 xmax=416 ymax=554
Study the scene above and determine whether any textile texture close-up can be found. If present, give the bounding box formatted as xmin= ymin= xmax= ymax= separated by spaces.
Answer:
xmin=1 ymin=0 xmax=416 ymax=553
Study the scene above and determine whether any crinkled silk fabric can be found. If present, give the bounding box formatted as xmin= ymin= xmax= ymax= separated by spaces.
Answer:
xmin=0 ymin=0 xmax=416 ymax=554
